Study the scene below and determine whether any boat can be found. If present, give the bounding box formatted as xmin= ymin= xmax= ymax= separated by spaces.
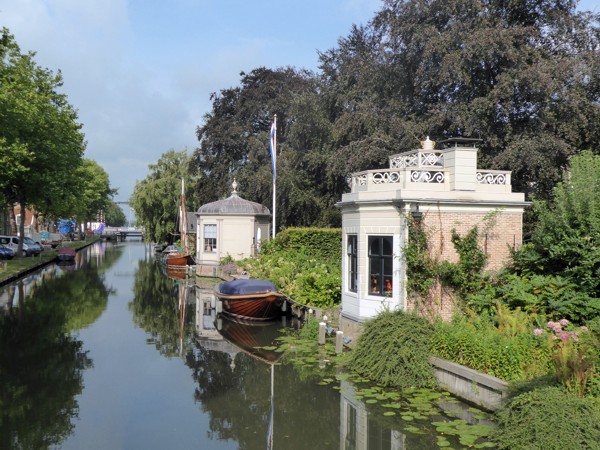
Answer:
xmin=57 ymin=248 xmax=76 ymax=262
xmin=214 ymin=279 xmax=287 ymax=321
xmin=163 ymin=177 xmax=194 ymax=268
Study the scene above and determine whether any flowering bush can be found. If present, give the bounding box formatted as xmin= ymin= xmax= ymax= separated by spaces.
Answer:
xmin=534 ymin=319 xmax=598 ymax=397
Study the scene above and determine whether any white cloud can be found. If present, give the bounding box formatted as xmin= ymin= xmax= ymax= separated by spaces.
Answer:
xmin=1 ymin=0 xmax=381 ymax=202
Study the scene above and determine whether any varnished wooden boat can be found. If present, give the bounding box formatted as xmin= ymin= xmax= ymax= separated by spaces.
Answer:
xmin=162 ymin=252 xmax=194 ymax=267
xmin=215 ymin=279 xmax=286 ymax=321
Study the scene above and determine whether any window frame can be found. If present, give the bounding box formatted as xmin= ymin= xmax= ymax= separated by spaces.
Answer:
xmin=347 ymin=235 xmax=358 ymax=293
xmin=368 ymin=236 xmax=393 ymax=296
xmin=203 ymin=223 xmax=217 ymax=252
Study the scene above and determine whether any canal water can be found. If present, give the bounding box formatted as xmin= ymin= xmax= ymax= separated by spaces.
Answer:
xmin=0 ymin=240 xmax=494 ymax=449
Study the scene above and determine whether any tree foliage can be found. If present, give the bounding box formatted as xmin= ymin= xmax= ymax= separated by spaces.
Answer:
xmin=130 ymin=149 xmax=196 ymax=244
xmin=103 ymin=201 xmax=127 ymax=227
xmin=0 ymin=28 xmax=116 ymax=244
xmin=189 ymin=2 xmax=599 ymax=229
xmin=191 ymin=67 xmax=341 ymax=228
xmin=513 ymin=151 xmax=600 ymax=297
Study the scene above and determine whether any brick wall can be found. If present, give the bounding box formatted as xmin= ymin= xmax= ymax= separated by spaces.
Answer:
xmin=420 ymin=209 xmax=522 ymax=271
xmin=406 ymin=209 xmax=523 ymax=321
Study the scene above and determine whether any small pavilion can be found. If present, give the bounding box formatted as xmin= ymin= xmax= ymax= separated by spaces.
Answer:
xmin=195 ymin=180 xmax=271 ymax=273
xmin=336 ymin=137 xmax=529 ymax=334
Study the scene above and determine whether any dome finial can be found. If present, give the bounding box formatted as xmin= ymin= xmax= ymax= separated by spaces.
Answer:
xmin=421 ymin=136 xmax=435 ymax=150
xmin=232 ymin=178 xmax=238 ymax=195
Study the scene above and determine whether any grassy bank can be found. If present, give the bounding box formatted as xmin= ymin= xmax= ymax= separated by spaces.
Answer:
xmin=0 ymin=238 xmax=101 ymax=285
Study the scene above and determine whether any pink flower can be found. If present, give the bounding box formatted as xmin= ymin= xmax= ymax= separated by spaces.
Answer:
xmin=559 ymin=319 xmax=569 ymax=327
xmin=560 ymin=332 xmax=569 ymax=341
xmin=533 ymin=328 xmax=545 ymax=336
xmin=547 ymin=321 xmax=555 ymax=328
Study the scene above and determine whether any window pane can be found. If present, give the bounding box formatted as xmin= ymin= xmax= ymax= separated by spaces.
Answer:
xmin=382 ymin=237 xmax=393 ymax=256
xmin=368 ymin=235 xmax=393 ymax=296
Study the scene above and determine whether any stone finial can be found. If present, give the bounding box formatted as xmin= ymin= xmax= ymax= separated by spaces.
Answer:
xmin=232 ymin=178 xmax=238 ymax=195
xmin=421 ymin=136 xmax=435 ymax=150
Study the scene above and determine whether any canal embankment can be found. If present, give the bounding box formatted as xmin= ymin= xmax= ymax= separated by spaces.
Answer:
xmin=0 ymin=237 xmax=101 ymax=287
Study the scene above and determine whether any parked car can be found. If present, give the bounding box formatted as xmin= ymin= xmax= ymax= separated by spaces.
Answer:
xmin=0 ymin=235 xmax=43 ymax=257
xmin=0 ymin=244 xmax=15 ymax=260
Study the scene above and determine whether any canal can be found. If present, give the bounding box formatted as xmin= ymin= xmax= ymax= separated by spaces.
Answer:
xmin=0 ymin=240 xmax=495 ymax=449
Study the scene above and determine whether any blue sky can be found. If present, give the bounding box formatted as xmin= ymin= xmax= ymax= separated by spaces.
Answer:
xmin=1 ymin=0 xmax=598 ymax=203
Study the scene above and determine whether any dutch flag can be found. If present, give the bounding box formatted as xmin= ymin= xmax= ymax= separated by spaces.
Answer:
xmin=269 ymin=119 xmax=276 ymax=180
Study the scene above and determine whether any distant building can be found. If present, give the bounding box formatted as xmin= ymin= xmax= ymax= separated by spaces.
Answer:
xmin=337 ymin=137 xmax=528 ymax=333
xmin=195 ymin=180 xmax=271 ymax=273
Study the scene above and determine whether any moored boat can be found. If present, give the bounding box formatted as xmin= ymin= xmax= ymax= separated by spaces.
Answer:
xmin=215 ymin=279 xmax=286 ymax=321
xmin=57 ymin=248 xmax=76 ymax=262
xmin=162 ymin=178 xmax=194 ymax=268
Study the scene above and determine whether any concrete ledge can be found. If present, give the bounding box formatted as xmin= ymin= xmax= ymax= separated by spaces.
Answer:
xmin=430 ymin=356 xmax=509 ymax=411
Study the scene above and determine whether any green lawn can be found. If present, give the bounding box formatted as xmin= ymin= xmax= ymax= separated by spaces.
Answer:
xmin=0 ymin=238 xmax=100 ymax=283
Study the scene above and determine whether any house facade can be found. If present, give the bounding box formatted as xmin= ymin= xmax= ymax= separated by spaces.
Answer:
xmin=195 ymin=180 xmax=271 ymax=270
xmin=337 ymin=137 xmax=528 ymax=332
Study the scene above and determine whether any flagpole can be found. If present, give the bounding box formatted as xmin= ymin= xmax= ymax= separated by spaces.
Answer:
xmin=271 ymin=115 xmax=277 ymax=239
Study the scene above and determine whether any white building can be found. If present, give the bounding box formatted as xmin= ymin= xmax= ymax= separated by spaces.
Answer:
xmin=337 ymin=137 xmax=528 ymax=332
xmin=195 ymin=180 xmax=271 ymax=271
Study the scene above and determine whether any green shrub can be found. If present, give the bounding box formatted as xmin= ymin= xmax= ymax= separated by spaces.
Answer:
xmin=240 ymin=229 xmax=342 ymax=308
xmin=261 ymin=227 xmax=341 ymax=261
xmin=492 ymin=387 xmax=600 ymax=450
xmin=348 ymin=310 xmax=438 ymax=388
xmin=467 ymin=272 xmax=600 ymax=324
xmin=432 ymin=315 xmax=553 ymax=381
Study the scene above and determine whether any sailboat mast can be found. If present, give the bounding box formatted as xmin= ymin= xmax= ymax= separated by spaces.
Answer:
xmin=180 ymin=177 xmax=187 ymax=250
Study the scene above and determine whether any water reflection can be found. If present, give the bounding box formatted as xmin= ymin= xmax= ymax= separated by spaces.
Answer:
xmin=0 ymin=241 xmax=120 ymax=449
xmin=0 ymin=241 xmax=492 ymax=449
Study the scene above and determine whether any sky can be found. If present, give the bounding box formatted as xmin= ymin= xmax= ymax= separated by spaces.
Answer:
xmin=0 ymin=0 xmax=382 ymax=203
xmin=1 ymin=0 xmax=598 ymax=203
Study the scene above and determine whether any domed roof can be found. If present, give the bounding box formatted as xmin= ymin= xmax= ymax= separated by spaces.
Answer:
xmin=197 ymin=180 xmax=271 ymax=216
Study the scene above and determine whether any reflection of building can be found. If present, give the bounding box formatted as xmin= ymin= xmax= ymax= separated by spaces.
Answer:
xmin=338 ymin=137 xmax=528 ymax=330
xmin=194 ymin=180 xmax=271 ymax=275
xmin=340 ymin=380 xmax=406 ymax=450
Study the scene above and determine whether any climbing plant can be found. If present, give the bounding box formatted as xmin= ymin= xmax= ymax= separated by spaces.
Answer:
xmin=404 ymin=212 xmax=494 ymax=301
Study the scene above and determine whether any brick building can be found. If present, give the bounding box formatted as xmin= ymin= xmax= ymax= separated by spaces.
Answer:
xmin=337 ymin=137 xmax=528 ymax=331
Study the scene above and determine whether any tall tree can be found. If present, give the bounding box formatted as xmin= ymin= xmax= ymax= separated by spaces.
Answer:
xmin=130 ymin=150 xmax=195 ymax=244
xmin=71 ymin=159 xmax=116 ymax=232
xmin=0 ymin=28 xmax=86 ymax=251
xmin=103 ymin=201 xmax=127 ymax=227
xmin=191 ymin=67 xmax=342 ymax=228
xmin=319 ymin=0 xmax=600 ymax=202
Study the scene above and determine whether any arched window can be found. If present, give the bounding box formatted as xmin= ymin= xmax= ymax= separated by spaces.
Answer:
xmin=368 ymin=236 xmax=393 ymax=296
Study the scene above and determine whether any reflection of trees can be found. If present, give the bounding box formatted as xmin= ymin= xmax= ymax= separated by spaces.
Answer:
xmin=187 ymin=339 xmax=340 ymax=449
xmin=0 ymin=281 xmax=92 ymax=449
xmin=129 ymin=259 xmax=195 ymax=357
xmin=32 ymin=267 xmax=111 ymax=332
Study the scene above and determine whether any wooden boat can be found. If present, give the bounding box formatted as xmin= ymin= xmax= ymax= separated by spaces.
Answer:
xmin=162 ymin=178 xmax=194 ymax=268
xmin=215 ymin=279 xmax=287 ymax=321
xmin=57 ymin=248 xmax=76 ymax=262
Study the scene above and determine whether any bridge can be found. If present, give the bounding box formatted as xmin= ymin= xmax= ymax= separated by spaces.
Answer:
xmin=102 ymin=226 xmax=144 ymax=240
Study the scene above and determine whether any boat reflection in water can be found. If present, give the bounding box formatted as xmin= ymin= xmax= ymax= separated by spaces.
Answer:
xmin=215 ymin=314 xmax=283 ymax=449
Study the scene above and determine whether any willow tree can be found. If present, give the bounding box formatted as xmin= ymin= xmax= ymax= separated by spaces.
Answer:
xmin=130 ymin=149 xmax=196 ymax=244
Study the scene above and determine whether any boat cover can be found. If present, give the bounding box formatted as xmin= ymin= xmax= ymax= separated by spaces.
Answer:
xmin=218 ymin=279 xmax=277 ymax=295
